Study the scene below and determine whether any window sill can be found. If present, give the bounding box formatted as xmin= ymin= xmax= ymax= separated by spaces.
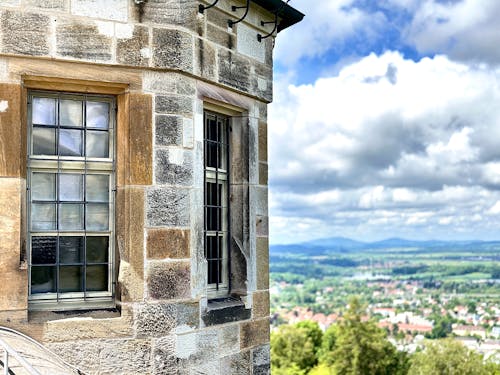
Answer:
xmin=202 ymin=296 xmax=251 ymax=326
xmin=29 ymin=306 xmax=119 ymax=323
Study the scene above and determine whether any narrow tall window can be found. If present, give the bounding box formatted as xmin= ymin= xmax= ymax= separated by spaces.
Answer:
xmin=28 ymin=91 xmax=115 ymax=308
xmin=204 ymin=111 xmax=230 ymax=295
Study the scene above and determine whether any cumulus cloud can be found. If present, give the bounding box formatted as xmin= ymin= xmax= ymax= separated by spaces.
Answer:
xmin=269 ymin=52 xmax=500 ymax=243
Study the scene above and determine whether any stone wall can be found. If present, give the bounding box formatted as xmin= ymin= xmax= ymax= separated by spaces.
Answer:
xmin=0 ymin=0 xmax=271 ymax=374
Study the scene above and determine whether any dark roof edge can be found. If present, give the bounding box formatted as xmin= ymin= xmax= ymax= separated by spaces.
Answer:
xmin=251 ymin=0 xmax=305 ymax=32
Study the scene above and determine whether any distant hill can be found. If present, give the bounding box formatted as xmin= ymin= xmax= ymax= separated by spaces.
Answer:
xmin=270 ymin=237 xmax=499 ymax=256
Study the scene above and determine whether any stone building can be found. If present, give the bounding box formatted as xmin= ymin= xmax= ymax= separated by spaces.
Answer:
xmin=0 ymin=0 xmax=303 ymax=373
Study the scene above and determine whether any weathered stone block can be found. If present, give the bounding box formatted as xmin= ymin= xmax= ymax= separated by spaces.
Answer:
xmin=153 ymin=28 xmax=193 ymax=72
xmin=253 ymin=186 xmax=268 ymax=217
xmin=218 ymin=49 xmax=251 ymax=92
xmin=258 ymin=121 xmax=267 ymax=162
xmin=206 ymin=7 xmax=230 ymax=29
xmin=256 ymin=216 xmax=268 ymax=237
xmin=252 ymin=344 xmax=270 ymax=375
xmin=99 ymin=339 xmax=152 ymax=374
xmin=71 ymin=0 xmax=128 ymax=22
xmin=256 ymin=237 xmax=269 ymax=290
xmin=147 ymin=228 xmax=190 ymax=259
xmin=140 ymin=0 xmax=198 ymax=31
xmin=240 ymin=318 xmax=270 ymax=350
xmin=0 ymin=0 xmax=19 ymax=6
xmin=0 ymin=84 xmax=21 ymax=177
xmin=129 ymin=93 xmax=153 ymax=185
xmin=202 ymin=302 xmax=251 ymax=326
xmin=146 ymin=187 xmax=190 ymax=227
xmin=183 ymin=118 xmax=194 ymax=148
xmin=117 ymin=25 xmax=149 ymax=66
xmin=47 ymin=339 xmax=101 ymax=374
xmin=207 ymin=24 xmax=235 ymax=50
xmin=237 ymin=23 xmax=265 ymax=63
xmin=153 ymin=336 xmax=178 ymax=375
xmin=155 ymin=149 xmax=193 ymax=186
xmin=194 ymin=38 xmax=217 ymax=81
xmin=259 ymin=162 xmax=268 ymax=185
xmin=146 ymin=261 xmax=191 ymax=300
xmin=156 ymin=95 xmax=194 ymax=117
xmin=252 ymin=291 xmax=270 ymax=319
xmin=220 ymin=350 xmax=251 ymax=375
xmin=135 ymin=303 xmax=176 ymax=337
xmin=56 ymin=19 xmax=113 ymax=61
xmin=218 ymin=324 xmax=240 ymax=355
xmin=1 ymin=11 xmax=49 ymax=56
xmin=251 ymin=63 xmax=273 ymax=102
xmin=144 ymin=72 xmax=196 ymax=95
xmin=25 ymin=0 xmax=68 ymax=10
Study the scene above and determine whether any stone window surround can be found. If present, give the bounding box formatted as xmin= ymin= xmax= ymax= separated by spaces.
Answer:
xmin=19 ymin=74 xmax=152 ymax=314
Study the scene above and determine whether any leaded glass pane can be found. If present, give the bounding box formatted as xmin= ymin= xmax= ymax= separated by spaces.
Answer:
xmin=87 ymin=101 xmax=109 ymax=129
xmin=86 ymin=131 xmax=109 ymax=158
xmin=59 ymin=203 xmax=84 ymax=230
xmin=59 ymin=236 xmax=84 ymax=264
xmin=59 ymin=266 xmax=83 ymax=293
xmin=32 ymin=173 xmax=56 ymax=201
xmin=86 ymin=265 xmax=108 ymax=292
xmin=86 ymin=175 xmax=109 ymax=202
xmin=59 ymin=129 xmax=83 ymax=156
xmin=59 ymin=174 xmax=83 ymax=201
xmin=32 ymin=203 xmax=56 ymax=230
xmin=60 ymin=99 xmax=83 ymax=127
xmin=32 ymin=237 xmax=57 ymax=265
xmin=86 ymin=203 xmax=109 ymax=231
xmin=32 ymin=97 xmax=56 ymax=126
xmin=33 ymin=127 xmax=56 ymax=155
xmin=31 ymin=266 xmax=56 ymax=294
xmin=86 ymin=236 xmax=109 ymax=263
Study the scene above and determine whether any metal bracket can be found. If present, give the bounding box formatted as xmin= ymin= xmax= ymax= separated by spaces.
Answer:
xmin=199 ymin=0 xmax=219 ymax=14
xmin=228 ymin=0 xmax=250 ymax=28
xmin=257 ymin=0 xmax=289 ymax=42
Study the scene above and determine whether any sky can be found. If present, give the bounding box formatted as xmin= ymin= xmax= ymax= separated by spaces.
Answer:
xmin=269 ymin=0 xmax=500 ymax=244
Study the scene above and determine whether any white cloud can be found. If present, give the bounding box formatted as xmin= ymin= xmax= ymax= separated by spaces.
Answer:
xmin=269 ymin=52 xmax=500 ymax=243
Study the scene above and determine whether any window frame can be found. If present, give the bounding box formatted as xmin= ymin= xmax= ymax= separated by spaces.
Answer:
xmin=26 ymin=89 xmax=116 ymax=310
xmin=204 ymin=110 xmax=231 ymax=298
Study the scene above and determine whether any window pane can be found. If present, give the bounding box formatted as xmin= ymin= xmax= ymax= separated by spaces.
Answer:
xmin=206 ymin=141 xmax=218 ymax=168
xmin=60 ymin=99 xmax=83 ymax=127
xmin=32 ymin=173 xmax=56 ymax=201
xmin=208 ymin=260 xmax=221 ymax=284
xmin=59 ymin=203 xmax=84 ymax=230
xmin=59 ymin=266 xmax=83 ymax=293
xmin=86 ymin=131 xmax=109 ymax=158
xmin=87 ymin=101 xmax=109 ymax=129
xmin=32 ymin=97 xmax=56 ymax=125
xmin=86 ymin=175 xmax=109 ymax=202
xmin=59 ymin=174 xmax=83 ymax=201
xmin=59 ymin=129 xmax=83 ymax=156
xmin=31 ymin=266 xmax=56 ymax=294
xmin=32 ymin=237 xmax=57 ymax=265
xmin=86 ymin=265 xmax=108 ymax=292
xmin=32 ymin=203 xmax=56 ymax=230
xmin=86 ymin=236 xmax=109 ymax=263
xmin=59 ymin=236 xmax=84 ymax=264
xmin=86 ymin=203 xmax=109 ymax=231
xmin=33 ymin=127 xmax=56 ymax=155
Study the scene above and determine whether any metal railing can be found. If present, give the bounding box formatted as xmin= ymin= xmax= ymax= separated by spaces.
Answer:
xmin=0 ymin=337 xmax=41 ymax=375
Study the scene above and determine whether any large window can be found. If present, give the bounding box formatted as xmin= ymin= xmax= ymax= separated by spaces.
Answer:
xmin=204 ymin=111 xmax=230 ymax=296
xmin=27 ymin=91 xmax=115 ymax=308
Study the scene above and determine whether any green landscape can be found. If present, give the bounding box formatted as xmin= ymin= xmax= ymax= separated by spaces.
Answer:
xmin=269 ymin=238 xmax=500 ymax=374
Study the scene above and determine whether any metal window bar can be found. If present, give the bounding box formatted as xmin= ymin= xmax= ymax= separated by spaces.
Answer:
xmin=0 ymin=338 xmax=41 ymax=375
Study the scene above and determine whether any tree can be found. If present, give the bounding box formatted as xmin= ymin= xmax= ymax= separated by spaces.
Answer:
xmin=296 ymin=320 xmax=323 ymax=358
xmin=329 ymin=297 xmax=407 ymax=375
xmin=271 ymin=322 xmax=319 ymax=374
xmin=408 ymin=339 xmax=499 ymax=375
xmin=318 ymin=324 xmax=339 ymax=366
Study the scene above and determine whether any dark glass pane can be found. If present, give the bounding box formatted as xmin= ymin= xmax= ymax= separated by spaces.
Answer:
xmin=86 ymin=236 xmax=109 ymax=263
xmin=208 ymin=259 xmax=220 ymax=284
xmin=206 ymin=142 xmax=217 ymax=168
xmin=59 ymin=129 xmax=83 ymax=156
xmin=59 ymin=266 xmax=83 ymax=293
xmin=32 ymin=97 xmax=56 ymax=126
xmin=86 ymin=265 xmax=108 ymax=292
xmin=31 ymin=266 xmax=56 ymax=294
xmin=59 ymin=236 xmax=84 ymax=264
xmin=33 ymin=127 xmax=56 ymax=155
xmin=32 ymin=237 xmax=56 ymax=264
xmin=206 ymin=118 xmax=217 ymax=141
xmin=206 ymin=235 xmax=219 ymax=260
xmin=87 ymin=101 xmax=109 ymax=129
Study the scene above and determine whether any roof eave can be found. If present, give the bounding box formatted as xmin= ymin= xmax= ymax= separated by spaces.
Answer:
xmin=251 ymin=0 xmax=305 ymax=32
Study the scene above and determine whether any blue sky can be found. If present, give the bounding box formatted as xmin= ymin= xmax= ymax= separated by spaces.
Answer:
xmin=268 ymin=0 xmax=500 ymax=244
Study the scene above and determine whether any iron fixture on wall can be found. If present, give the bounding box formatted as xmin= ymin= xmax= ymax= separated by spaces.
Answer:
xmin=199 ymin=0 xmax=219 ymax=14
xmin=228 ymin=0 xmax=250 ymax=28
xmin=257 ymin=0 xmax=289 ymax=42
